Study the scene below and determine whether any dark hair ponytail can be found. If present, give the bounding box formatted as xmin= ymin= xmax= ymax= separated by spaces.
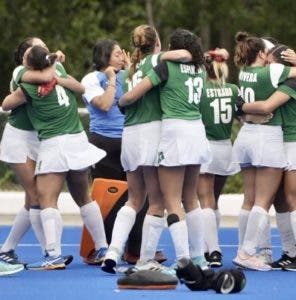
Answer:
xmin=234 ymin=31 xmax=265 ymax=68
xmin=169 ymin=28 xmax=204 ymax=71
xmin=26 ymin=45 xmax=57 ymax=70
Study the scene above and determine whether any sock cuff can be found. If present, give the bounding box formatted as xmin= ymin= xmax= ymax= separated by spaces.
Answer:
xmin=80 ymin=201 xmax=99 ymax=215
xmin=40 ymin=207 xmax=59 ymax=217
xmin=29 ymin=208 xmax=41 ymax=215
xmin=239 ymin=208 xmax=250 ymax=216
xmin=186 ymin=207 xmax=202 ymax=218
xmin=145 ymin=214 xmax=165 ymax=226
xmin=202 ymin=207 xmax=215 ymax=216
xmin=120 ymin=205 xmax=137 ymax=217
xmin=252 ymin=205 xmax=268 ymax=215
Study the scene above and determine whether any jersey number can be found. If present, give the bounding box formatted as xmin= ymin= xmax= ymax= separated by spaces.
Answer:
xmin=55 ymin=85 xmax=70 ymax=107
xmin=185 ymin=77 xmax=203 ymax=104
xmin=240 ymin=86 xmax=255 ymax=103
xmin=210 ymin=98 xmax=232 ymax=124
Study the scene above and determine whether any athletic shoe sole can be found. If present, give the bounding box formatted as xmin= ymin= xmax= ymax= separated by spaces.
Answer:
xmin=101 ymin=259 xmax=116 ymax=274
xmin=27 ymin=263 xmax=65 ymax=271
xmin=232 ymin=258 xmax=271 ymax=271
xmin=209 ymin=261 xmax=223 ymax=268
xmin=118 ymin=284 xmax=177 ymax=290
xmin=0 ymin=265 xmax=24 ymax=276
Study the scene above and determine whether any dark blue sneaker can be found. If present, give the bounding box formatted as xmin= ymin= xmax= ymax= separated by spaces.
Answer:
xmin=83 ymin=247 xmax=107 ymax=265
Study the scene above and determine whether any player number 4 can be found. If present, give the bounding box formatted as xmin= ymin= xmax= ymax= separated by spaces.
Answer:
xmin=55 ymin=85 xmax=70 ymax=107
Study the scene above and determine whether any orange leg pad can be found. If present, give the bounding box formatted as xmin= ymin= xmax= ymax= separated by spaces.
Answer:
xmin=80 ymin=178 xmax=128 ymax=258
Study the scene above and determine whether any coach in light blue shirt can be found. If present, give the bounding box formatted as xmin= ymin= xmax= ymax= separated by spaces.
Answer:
xmin=81 ymin=39 xmax=125 ymax=180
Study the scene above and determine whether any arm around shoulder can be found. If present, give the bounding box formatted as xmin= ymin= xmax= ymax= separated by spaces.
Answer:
xmin=2 ymin=87 xmax=27 ymax=111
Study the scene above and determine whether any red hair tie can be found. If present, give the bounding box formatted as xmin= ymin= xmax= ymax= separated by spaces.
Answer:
xmin=208 ymin=50 xmax=226 ymax=62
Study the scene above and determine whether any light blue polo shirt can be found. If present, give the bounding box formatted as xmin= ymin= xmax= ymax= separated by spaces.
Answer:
xmin=81 ymin=70 xmax=124 ymax=138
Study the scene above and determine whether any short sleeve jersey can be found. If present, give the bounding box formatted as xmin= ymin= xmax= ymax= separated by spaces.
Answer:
xmin=277 ymin=78 xmax=296 ymax=142
xmin=122 ymin=53 xmax=162 ymax=126
xmin=238 ymin=63 xmax=290 ymax=125
xmin=7 ymin=66 xmax=35 ymax=130
xmin=147 ymin=61 xmax=204 ymax=120
xmin=199 ymin=80 xmax=239 ymax=140
xmin=20 ymin=63 xmax=83 ymax=140
xmin=81 ymin=70 xmax=124 ymax=138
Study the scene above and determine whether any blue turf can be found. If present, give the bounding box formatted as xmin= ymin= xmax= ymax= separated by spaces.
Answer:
xmin=0 ymin=226 xmax=292 ymax=300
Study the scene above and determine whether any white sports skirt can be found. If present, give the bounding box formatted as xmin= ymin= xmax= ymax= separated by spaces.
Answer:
xmin=232 ymin=123 xmax=286 ymax=168
xmin=0 ymin=122 xmax=39 ymax=163
xmin=121 ymin=121 xmax=161 ymax=172
xmin=200 ymin=139 xmax=240 ymax=176
xmin=157 ymin=119 xmax=212 ymax=167
xmin=284 ymin=142 xmax=296 ymax=171
xmin=35 ymin=131 xmax=106 ymax=175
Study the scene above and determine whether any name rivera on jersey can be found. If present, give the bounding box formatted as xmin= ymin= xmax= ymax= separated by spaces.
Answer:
xmin=239 ymin=71 xmax=258 ymax=82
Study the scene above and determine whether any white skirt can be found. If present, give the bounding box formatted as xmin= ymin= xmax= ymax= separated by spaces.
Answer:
xmin=284 ymin=142 xmax=296 ymax=171
xmin=0 ymin=122 xmax=40 ymax=163
xmin=232 ymin=123 xmax=286 ymax=168
xmin=158 ymin=119 xmax=212 ymax=166
xmin=121 ymin=121 xmax=161 ymax=171
xmin=35 ymin=131 xmax=106 ymax=175
xmin=200 ymin=139 xmax=240 ymax=176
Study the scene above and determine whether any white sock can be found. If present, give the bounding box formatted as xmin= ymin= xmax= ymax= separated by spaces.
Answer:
xmin=258 ymin=215 xmax=271 ymax=250
xmin=243 ymin=206 xmax=269 ymax=256
xmin=276 ymin=212 xmax=296 ymax=257
xmin=41 ymin=208 xmax=63 ymax=257
xmin=140 ymin=215 xmax=165 ymax=261
xmin=1 ymin=207 xmax=30 ymax=252
xmin=202 ymin=208 xmax=220 ymax=254
xmin=215 ymin=209 xmax=221 ymax=229
xmin=168 ymin=220 xmax=190 ymax=260
xmin=289 ymin=210 xmax=296 ymax=257
xmin=238 ymin=209 xmax=250 ymax=249
xmin=186 ymin=208 xmax=204 ymax=257
xmin=109 ymin=206 xmax=136 ymax=255
xmin=30 ymin=208 xmax=46 ymax=255
xmin=80 ymin=201 xmax=107 ymax=250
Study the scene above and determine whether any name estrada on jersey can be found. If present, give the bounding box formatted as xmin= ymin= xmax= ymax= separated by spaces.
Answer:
xmin=206 ymin=87 xmax=233 ymax=98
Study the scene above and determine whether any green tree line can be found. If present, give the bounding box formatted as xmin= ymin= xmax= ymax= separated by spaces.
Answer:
xmin=1 ymin=0 xmax=296 ymax=191
xmin=1 ymin=0 xmax=296 ymax=100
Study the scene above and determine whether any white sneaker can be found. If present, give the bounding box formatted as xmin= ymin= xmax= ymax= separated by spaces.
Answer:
xmin=101 ymin=247 xmax=120 ymax=274
xmin=135 ymin=260 xmax=176 ymax=276
xmin=233 ymin=250 xmax=271 ymax=271
xmin=0 ymin=260 xmax=24 ymax=276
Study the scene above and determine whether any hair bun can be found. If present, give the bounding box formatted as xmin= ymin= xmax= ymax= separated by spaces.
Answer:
xmin=235 ymin=32 xmax=248 ymax=42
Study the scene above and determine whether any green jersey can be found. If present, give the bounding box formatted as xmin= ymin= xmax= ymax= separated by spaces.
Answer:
xmin=147 ymin=61 xmax=204 ymax=120
xmin=200 ymin=80 xmax=239 ymax=140
xmin=20 ymin=64 xmax=83 ymax=140
xmin=122 ymin=53 xmax=162 ymax=126
xmin=278 ymin=78 xmax=296 ymax=142
xmin=238 ymin=63 xmax=290 ymax=125
xmin=8 ymin=66 xmax=35 ymax=130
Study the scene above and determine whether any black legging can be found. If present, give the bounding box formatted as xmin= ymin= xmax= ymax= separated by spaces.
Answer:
xmin=89 ymin=131 xmax=148 ymax=256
